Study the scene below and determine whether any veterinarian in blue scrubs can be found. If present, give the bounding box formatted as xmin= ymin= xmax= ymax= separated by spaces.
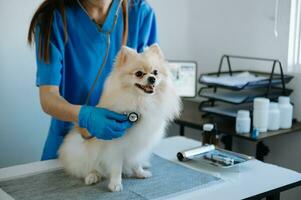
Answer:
xmin=27 ymin=0 xmax=157 ymax=160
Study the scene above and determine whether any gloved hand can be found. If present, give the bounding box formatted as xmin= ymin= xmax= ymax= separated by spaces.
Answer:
xmin=78 ymin=106 xmax=132 ymax=140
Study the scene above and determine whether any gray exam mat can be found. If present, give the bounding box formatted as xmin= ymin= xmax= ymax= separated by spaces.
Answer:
xmin=0 ymin=155 xmax=221 ymax=200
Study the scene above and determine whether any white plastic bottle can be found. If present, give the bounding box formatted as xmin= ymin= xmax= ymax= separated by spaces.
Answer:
xmin=236 ymin=110 xmax=251 ymax=134
xmin=278 ymin=96 xmax=293 ymax=129
xmin=268 ymin=102 xmax=280 ymax=131
xmin=253 ymin=98 xmax=270 ymax=132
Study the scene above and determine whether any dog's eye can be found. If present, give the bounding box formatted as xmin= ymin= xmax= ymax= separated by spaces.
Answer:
xmin=135 ymin=71 xmax=144 ymax=78
xmin=153 ymin=70 xmax=158 ymax=76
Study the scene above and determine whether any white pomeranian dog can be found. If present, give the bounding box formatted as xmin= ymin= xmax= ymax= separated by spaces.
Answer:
xmin=59 ymin=44 xmax=181 ymax=192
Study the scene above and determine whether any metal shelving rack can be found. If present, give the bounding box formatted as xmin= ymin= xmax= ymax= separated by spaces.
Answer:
xmin=198 ymin=55 xmax=294 ymax=119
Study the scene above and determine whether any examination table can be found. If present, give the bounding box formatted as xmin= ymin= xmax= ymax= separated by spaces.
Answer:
xmin=1 ymin=136 xmax=301 ymax=200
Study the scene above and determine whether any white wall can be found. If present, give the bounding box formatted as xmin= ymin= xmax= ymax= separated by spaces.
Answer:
xmin=150 ymin=0 xmax=290 ymax=69
xmin=0 ymin=0 xmax=49 ymax=167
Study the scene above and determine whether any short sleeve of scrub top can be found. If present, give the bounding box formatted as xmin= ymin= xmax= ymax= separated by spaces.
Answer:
xmin=35 ymin=0 xmax=158 ymax=160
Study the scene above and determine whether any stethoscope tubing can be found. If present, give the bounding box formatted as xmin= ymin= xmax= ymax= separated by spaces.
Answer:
xmin=82 ymin=0 xmax=124 ymax=104
xmin=85 ymin=33 xmax=111 ymax=104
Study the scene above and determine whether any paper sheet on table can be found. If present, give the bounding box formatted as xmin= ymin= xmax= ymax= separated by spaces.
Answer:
xmin=201 ymin=72 xmax=267 ymax=87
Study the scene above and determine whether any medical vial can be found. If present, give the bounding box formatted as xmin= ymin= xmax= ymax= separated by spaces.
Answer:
xmin=236 ymin=110 xmax=251 ymax=134
xmin=268 ymin=102 xmax=280 ymax=131
xmin=253 ymin=98 xmax=270 ymax=132
xmin=278 ymin=96 xmax=293 ymax=129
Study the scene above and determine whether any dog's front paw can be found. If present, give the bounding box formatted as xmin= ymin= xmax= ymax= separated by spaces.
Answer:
xmin=133 ymin=169 xmax=152 ymax=179
xmin=84 ymin=172 xmax=100 ymax=185
xmin=108 ymin=182 xmax=123 ymax=192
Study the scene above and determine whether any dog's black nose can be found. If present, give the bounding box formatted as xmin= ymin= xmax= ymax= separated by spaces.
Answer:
xmin=148 ymin=76 xmax=156 ymax=84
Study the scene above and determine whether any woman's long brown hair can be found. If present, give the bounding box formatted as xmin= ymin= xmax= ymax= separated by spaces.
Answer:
xmin=28 ymin=0 xmax=128 ymax=64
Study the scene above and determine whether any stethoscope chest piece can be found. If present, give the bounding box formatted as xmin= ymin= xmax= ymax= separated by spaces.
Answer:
xmin=126 ymin=112 xmax=140 ymax=123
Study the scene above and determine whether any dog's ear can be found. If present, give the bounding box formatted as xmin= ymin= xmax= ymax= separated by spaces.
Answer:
xmin=146 ymin=43 xmax=165 ymax=61
xmin=115 ymin=46 xmax=137 ymax=67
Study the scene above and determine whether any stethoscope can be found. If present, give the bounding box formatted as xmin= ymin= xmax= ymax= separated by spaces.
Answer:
xmin=124 ymin=112 xmax=140 ymax=123
xmin=77 ymin=0 xmax=140 ymax=123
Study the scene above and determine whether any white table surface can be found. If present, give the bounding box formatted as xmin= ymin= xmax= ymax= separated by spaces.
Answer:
xmin=1 ymin=136 xmax=301 ymax=200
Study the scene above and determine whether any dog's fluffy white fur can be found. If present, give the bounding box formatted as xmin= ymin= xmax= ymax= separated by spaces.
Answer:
xmin=58 ymin=44 xmax=181 ymax=192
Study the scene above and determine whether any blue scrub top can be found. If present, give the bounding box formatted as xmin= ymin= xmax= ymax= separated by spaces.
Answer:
xmin=35 ymin=0 xmax=158 ymax=160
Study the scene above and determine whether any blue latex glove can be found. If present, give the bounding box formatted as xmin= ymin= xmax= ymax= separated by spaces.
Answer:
xmin=78 ymin=106 xmax=132 ymax=140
